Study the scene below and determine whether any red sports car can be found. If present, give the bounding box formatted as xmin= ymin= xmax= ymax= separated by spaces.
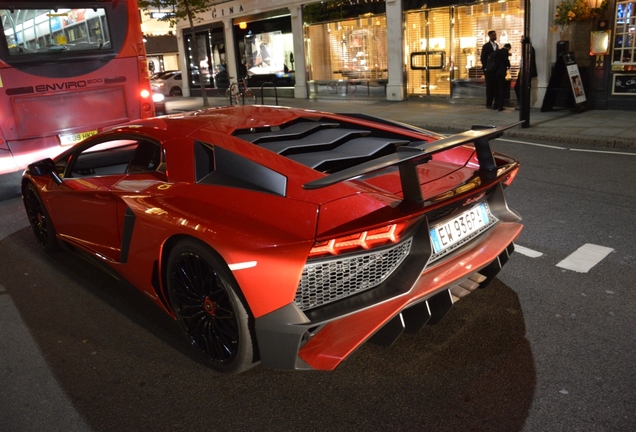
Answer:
xmin=22 ymin=105 xmax=522 ymax=374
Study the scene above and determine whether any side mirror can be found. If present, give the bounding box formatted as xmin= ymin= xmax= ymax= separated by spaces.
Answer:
xmin=27 ymin=158 xmax=63 ymax=185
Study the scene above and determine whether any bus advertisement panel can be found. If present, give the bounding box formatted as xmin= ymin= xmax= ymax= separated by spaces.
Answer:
xmin=0 ymin=1 xmax=155 ymax=175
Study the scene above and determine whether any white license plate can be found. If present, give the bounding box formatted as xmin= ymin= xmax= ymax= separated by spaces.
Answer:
xmin=429 ymin=203 xmax=490 ymax=254
xmin=59 ymin=129 xmax=98 ymax=146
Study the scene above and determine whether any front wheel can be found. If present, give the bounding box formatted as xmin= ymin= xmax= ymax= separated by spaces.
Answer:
xmin=22 ymin=182 xmax=59 ymax=252
xmin=166 ymin=239 xmax=256 ymax=374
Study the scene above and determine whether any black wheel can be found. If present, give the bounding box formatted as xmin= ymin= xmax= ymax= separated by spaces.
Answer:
xmin=169 ymin=86 xmax=182 ymax=97
xmin=22 ymin=182 xmax=59 ymax=252
xmin=166 ymin=239 xmax=256 ymax=374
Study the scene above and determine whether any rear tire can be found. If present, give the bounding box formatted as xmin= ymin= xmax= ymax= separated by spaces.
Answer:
xmin=166 ymin=239 xmax=256 ymax=374
xmin=22 ymin=182 xmax=59 ymax=252
xmin=169 ymin=86 xmax=182 ymax=97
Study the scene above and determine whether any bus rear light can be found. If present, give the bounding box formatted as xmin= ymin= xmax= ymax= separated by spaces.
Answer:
xmin=309 ymin=223 xmax=407 ymax=258
xmin=140 ymin=89 xmax=151 ymax=99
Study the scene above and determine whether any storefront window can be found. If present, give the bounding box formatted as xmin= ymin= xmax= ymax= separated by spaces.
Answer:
xmin=405 ymin=1 xmax=524 ymax=97
xmin=303 ymin=0 xmax=387 ymax=96
xmin=305 ymin=16 xmax=388 ymax=81
xmin=233 ymin=15 xmax=294 ymax=87
xmin=244 ymin=30 xmax=294 ymax=75
xmin=184 ymin=26 xmax=226 ymax=93
xmin=613 ymin=1 xmax=636 ymax=67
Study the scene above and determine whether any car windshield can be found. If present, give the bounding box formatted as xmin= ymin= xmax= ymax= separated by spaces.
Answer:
xmin=1 ymin=7 xmax=111 ymax=56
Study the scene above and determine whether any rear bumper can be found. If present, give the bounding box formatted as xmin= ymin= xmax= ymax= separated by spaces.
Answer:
xmin=254 ymin=220 xmax=523 ymax=371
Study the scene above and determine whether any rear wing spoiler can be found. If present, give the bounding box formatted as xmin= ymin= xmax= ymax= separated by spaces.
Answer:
xmin=303 ymin=121 xmax=523 ymax=204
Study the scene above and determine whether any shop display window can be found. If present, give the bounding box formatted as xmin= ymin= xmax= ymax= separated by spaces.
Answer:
xmin=184 ymin=26 xmax=227 ymax=90
xmin=613 ymin=1 xmax=636 ymax=66
xmin=304 ymin=15 xmax=388 ymax=81
xmin=244 ymin=30 xmax=294 ymax=76
xmin=404 ymin=1 xmax=523 ymax=97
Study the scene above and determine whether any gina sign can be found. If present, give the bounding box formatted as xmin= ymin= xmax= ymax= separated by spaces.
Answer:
xmin=211 ymin=4 xmax=245 ymax=18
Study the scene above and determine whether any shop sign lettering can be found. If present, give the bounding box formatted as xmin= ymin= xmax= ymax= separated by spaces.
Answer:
xmin=211 ymin=4 xmax=245 ymax=19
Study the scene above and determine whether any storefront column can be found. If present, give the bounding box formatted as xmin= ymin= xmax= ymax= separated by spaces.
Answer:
xmin=289 ymin=5 xmax=308 ymax=99
xmin=532 ymin=0 xmax=550 ymax=108
xmin=386 ymin=0 xmax=405 ymax=101
xmin=223 ymin=18 xmax=238 ymax=85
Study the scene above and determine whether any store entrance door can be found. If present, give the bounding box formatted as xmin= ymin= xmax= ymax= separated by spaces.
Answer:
xmin=405 ymin=8 xmax=451 ymax=97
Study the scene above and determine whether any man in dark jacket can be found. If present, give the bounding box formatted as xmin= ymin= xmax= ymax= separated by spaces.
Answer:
xmin=480 ymin=30 xmax=498 ymax=109
xmin=494 ymin=43 xmax=511 ymax=111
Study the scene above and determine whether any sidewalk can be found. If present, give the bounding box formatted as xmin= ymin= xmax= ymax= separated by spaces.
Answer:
xmin=166 ymin=96 xmax=636 ymax=149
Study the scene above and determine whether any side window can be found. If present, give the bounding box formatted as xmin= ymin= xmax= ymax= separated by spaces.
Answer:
xmin=194 ymin=140 xmax=215 ymax=182
xmin=67 ymin=139 xmax=163 ymax=178
xmin=126 ymin=141 xmax=162 ymax=174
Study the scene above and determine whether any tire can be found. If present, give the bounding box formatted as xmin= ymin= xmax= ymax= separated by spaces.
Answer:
xmin=166 ymin=239 xmax=256 ymax=374
xmin=169 ymin=86 xmax=182 ymax=97
xmin=22 ymin=182 xmax=59 ymax=252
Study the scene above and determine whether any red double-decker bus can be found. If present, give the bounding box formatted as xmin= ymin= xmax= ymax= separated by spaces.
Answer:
xmin=0 ymin=1 xmax=155 ymax=175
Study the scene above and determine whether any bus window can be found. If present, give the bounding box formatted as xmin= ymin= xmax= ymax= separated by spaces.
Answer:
xmin=2 ymin=8 xmax=111 ymax=56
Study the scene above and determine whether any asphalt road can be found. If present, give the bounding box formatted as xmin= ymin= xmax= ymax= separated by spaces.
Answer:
xmin=1 ymin=137 xmax=635 ymax=431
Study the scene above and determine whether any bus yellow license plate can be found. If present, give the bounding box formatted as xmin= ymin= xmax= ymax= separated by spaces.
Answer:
xmin=59 ymin=130 xmax=98 ymax=146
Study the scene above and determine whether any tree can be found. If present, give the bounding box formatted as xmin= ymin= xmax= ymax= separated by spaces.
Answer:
xmin=138 ymin=0 xmax=215 ymax=106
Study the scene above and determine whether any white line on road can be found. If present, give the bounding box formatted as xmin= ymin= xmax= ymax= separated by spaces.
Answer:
xmin=514 ymin=244 xmax=544 ymax=258
xmin=497 ymin=138 xmax=636 ymax=156
xmin=556 ymin=243 xmax=614 ymax=273
xmin=498 ymin=138 xmax=567 ymax=149
xmin=569 ymin=148 xmax=636 ymax=156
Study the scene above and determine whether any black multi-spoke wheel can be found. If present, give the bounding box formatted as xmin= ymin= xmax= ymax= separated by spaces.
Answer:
xmin=22 ymin=182 xmax=59 ymax=252
xmin=167 ymin=239 xmax=255 ymax=374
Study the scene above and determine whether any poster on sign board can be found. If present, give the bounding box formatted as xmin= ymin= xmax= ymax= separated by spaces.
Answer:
xmin=566 ymin=63 xmax=586 ymax=104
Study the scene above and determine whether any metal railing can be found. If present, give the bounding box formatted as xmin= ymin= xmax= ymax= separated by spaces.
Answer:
xmin=260 ymin=82 xmax=279 ymax=105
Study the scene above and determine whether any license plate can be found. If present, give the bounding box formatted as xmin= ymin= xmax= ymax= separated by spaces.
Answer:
xmin=59 ymin=129 xmax=98 ymax=146
xmin=429 ymin=203 xmax=491 ymax=254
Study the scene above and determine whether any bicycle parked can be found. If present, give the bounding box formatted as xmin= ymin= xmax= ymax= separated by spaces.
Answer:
xmin=328 ymin=79 xmax=358 ymax=95
xmin=226 ymin=77 xmax=256 ymax=105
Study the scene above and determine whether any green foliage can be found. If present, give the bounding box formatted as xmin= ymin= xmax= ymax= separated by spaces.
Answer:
xmin=138 ymin=0 xmax=213 ymax=27
xmin=552 ymin=0 xmax=608 ymax=30
xmin=302 ymin=0 xmax=386 ymax=25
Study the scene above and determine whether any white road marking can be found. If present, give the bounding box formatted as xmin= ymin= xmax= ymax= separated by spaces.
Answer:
xmin=569 ymin=148 xmax=636 ymax=156
xmin=514 ymin=244 xmax=544 ymax=258
xmin=228 ymin=261 xmax=257 ymax=271
xmin=556 ymin=243 xmax=614 ymax=273
xmin=497 ymin=138 xmax=636 ymax=156
xmin=498 ymin=138 xmax=567 ymax=149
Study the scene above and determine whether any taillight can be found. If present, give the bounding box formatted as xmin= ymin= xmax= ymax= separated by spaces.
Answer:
xmin=503 ymin=166 xmax=520 ymax=187
xmin=309 ymin=223 xmax=407 ymax=258
xmin=140 ymin=89 xmax=151 ymax=99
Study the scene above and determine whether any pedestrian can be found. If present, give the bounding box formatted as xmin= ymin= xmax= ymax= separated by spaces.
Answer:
xmin=514 ymin=36 xmax=538 ymax=109
xmin=494 ymin=43 xmax=512 ymax=111
xmin=481 ymin=30 xmax=498 ymax=109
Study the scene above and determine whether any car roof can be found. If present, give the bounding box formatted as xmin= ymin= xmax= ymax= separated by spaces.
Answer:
xmin=116 ymin=106 xmax=313 ymax=139
xmin=152 ymin=70 xmax=180 ymax=80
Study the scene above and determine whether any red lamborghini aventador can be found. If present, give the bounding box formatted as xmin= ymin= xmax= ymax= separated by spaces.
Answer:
xmin=22 ymin=105 xmax=523 ymax=374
